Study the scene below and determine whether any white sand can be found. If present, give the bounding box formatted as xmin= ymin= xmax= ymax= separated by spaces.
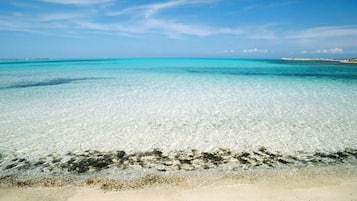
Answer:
xmin=1 ymin=168 xmax=357 ymax=201
xmin=68 ymin=180 xmax=357 ymax=201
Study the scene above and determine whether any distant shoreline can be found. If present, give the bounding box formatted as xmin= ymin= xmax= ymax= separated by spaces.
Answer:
xmin=281 ymin=57 xmax=357 ymax=64
xmin=1 ymin=57 xmax=357 ymax=64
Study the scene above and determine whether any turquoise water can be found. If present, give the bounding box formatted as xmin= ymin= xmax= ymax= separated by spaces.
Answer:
xmin=0 ymin=58 xmax=357 ymax=177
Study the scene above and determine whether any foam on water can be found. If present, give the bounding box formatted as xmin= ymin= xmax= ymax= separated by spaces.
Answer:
xmin=0 ymin=58 xmax=357 ymax=179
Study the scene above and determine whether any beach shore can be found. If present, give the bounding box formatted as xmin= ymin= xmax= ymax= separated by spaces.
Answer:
xmin=1 ymin=167 xmax=357 ymax=201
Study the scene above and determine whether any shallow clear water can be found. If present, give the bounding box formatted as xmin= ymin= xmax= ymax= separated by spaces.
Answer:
xmin=0 ymin=58 xmax=356 ymax=176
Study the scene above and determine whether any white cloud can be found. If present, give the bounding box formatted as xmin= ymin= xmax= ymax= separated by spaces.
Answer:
xmin=39 ymin=12 xmax=87 ymax=21
xmin=4 ymin=0 xmax=352 ymax=48
xmin=216 ymin=24 xmax=277 ymax=39
xmin=300 ymin=50 xmax=308 ymax=54
xmin=142 ymin=0 xmax=216 ymax=18
xmin=245 ymin=1 xmax=296 ymax=10
xmin=76 ymin=21 xmax=138 ymax=33
xmin=0 ymin=0 xmax=279 ymax=39
xmin=147 ymin=18 xmax=218 ymax=37
xmin=242 ymin=48 xmax=268 ymax=53
xmin=39 ymin=0 xmax=113 ymax=5
xmin=103 ymin=0 xmax=219 ymax=37
xmin=75 ymin=19 xmax=214 ymax=37
xmin=288 ymin=26 xmax=357 ymax=39
xmin=299 ymin=48 xmax=344 ymax=54
xmin=106 ymin=1 xmax=278 ymax=39
xmin=0 ymin=15 xmax=43 ymax=33
xmin=108 ymin=0 xmax=216 ymax=17
xmin=286 ymin=26 xmax=356 ymax=52
xmin=315 ymin=48 xmax=343 ymax=54
xmin=223 ymin=49 xmax=235 ymax=53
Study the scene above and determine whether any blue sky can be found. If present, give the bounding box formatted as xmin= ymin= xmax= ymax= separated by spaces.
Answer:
xmin=0 ymin=0 xmax=357 ymax=58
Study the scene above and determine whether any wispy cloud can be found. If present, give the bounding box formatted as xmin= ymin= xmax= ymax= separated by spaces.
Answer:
xmin=2 ymin=0 xmax=355 ymax=47
xmin=241 ymin=24 xmax=278 ymax=39
xmin=315 ymin=48 xmax=343 ymax=54
xmin=38 ymin=0 xmax=114 ymax=5
xmin=107 ymin=0 xmax=216 ymax=17
xmin=103 ymin=0 xmax=220 ymax=37
xmin=0 ymin=14 xmax=42 ymax=33
xmin=144 ymin=18 xmax=214 ymax=37
xmin=0 ymin=12 xmax=86 ymax=38
xmin=74 ymin=19 xmax=214 ymax=38
xmin=0 ymin=0 xmax=279 ymax=39
xmin=242 ymin=48 xmax=268 ymax=53
xmin=288 ymin=26 xmax=357 ymax=39
xmin=286 ymin=26 xmax=357 ymax=53
xmin=39 ymin=12 xmax=88 ymax=21
xmin=103 ymin=0 xmax=278 ymax=38
xmin=76 ymin=21 xmax=144 ymax=35
xmin=300 ymin=48 xmax=344 ymax=54
xmin=245 ymin=0 xmax=297 ymax=10
xmin=223 ymin=49 xmax=235 ymax=53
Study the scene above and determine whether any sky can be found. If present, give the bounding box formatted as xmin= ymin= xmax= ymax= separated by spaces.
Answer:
xmin=0 ymin=0 xmax=357 ymax=59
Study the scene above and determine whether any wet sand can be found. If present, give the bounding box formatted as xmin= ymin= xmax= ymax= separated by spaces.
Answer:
xmin=1 ymin=167 xmax=357 ymax=201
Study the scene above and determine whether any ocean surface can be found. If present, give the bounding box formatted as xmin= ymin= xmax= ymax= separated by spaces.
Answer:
xmin=0 ymin=58 xmax=357 ymax=184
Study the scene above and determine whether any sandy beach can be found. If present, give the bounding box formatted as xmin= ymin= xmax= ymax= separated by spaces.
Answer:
xmin=1 ymin=167 xmax=357 ymax=201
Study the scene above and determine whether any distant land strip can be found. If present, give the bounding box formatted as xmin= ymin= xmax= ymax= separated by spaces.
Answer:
xmin=281 ymin=57 xmax=357 ymax=64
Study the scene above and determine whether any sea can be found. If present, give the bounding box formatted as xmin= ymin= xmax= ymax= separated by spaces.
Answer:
xmin=0 ymin=58 xmax=356 ymax=187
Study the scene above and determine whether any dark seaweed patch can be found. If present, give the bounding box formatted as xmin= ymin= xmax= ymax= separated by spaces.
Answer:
xmin=277 ymin=158 xmax=290 ymax=164
xmin=116 ymin=151 xmax=126 ymax=159
xmin=62 ymin=152 xmax=115 ymax=173
xmin=0 ymin=77 xmax=108 ymax=90
xmin=2 ymin=148 xmax=357 ymax=174
xmin=202 ymin=152 xmax=224 ymax=165
xmin=33 ymin=161 xmax=45 ymax=167
xmin=184 ymin=67 xmax=357 ymax=81
xmin=344 ymin=148 xmax=357 ymax=159
xmin=5 ymin=163 xmax=18 ymax=170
